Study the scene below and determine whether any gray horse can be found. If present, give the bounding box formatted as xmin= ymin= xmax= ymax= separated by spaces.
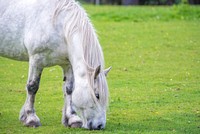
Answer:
xmin=0 ymin=0 xmax=111 ymax=130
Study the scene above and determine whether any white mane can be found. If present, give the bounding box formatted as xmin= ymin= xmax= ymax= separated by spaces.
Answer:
xmin=54 ymin=0 xmax=108 ymax=107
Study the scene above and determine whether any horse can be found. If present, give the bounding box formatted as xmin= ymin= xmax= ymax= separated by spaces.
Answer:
xmin=0 ymin=0 xmax=111 ymax=130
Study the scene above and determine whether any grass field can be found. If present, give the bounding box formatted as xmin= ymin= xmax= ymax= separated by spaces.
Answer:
xmin=0 ymin=4 xmax=200 ymax=134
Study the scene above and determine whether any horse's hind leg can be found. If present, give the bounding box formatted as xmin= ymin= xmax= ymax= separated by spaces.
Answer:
xmin=19 ymin=59 xmax=43 ymax=127
xmin=61 ymin=65 xmax=82 ymax=128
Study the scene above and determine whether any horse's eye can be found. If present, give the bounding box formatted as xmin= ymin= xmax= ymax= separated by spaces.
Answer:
xmin=95 ymin=94 xmax=100 ymax=100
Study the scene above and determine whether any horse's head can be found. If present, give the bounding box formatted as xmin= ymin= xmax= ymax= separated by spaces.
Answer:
xmin=72 ymin=65 xmax=111 ymax=130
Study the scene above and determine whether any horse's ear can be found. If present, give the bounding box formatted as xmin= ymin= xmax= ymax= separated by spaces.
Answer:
xmin=94 ymin=65 xmax=101 ymax=79
xmin=104 ymin=66 xmax=112 ymax=77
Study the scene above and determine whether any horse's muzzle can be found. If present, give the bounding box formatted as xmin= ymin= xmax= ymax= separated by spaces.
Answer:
xmin=88 ymin=120 xmax=105 ymax=130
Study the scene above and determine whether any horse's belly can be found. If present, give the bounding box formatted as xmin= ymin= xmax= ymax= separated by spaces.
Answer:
xmin=0 ymin=9 xmax=29 ymax=61
xmin=0 ymin=30 xmax=29 ymax=61
xmin=0 ymin=43 xmax=29 ymax=61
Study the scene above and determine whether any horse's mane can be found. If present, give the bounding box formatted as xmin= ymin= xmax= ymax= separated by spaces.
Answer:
xmin=54 ymin=0 xmax=104 ymax=69
xmin=53 ymin=0 xmax=108 ymax=107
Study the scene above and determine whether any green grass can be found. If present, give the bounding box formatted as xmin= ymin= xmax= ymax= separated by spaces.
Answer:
xmin=0 ymin=5 xmax=200 ymax=134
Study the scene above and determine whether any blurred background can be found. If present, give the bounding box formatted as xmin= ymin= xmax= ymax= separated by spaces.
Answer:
xmin=80 ymin=0 xmax=200 ymax=5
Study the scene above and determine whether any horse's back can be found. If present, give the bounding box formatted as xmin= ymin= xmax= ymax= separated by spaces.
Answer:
xmin=0 ymin=0 xmax=64 ymax=62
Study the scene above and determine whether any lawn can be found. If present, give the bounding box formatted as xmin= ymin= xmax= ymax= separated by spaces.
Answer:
xmin=0 ymin=4 xmax=200 ymax=134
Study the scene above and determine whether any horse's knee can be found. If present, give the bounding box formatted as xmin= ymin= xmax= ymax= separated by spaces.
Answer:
xmin=27 ymin=79 xmax=40 ymax=94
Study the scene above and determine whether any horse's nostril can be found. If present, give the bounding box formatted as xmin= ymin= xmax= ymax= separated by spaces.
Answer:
xmin=89 ymin=121 xmax=93 ymax=130
xmin=97 ymin=124 xmax=103 ymax=130
xmin=88 ymin=121 xmax=103 ymax=130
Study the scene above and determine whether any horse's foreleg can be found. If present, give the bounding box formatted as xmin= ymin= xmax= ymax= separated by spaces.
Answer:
xmin=62 ymin=65 xmax=82 ymax=128
xmin=19 ymin=60 xmax=43 ymax=127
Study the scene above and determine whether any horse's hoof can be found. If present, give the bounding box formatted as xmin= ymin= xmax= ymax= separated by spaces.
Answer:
xmin=23 ymin=114 xmax=41 ymax=128
xmin=25 ymin=120 xmax=41 ymax=128
xmin=68 ymin=115 xmax=82 ymax=128
xmin=70 ymin=122 xmax=83 ymax=128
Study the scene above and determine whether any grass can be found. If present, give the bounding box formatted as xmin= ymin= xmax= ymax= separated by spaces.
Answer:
xmin=0 ymin=4 xmax=200 ymax=134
